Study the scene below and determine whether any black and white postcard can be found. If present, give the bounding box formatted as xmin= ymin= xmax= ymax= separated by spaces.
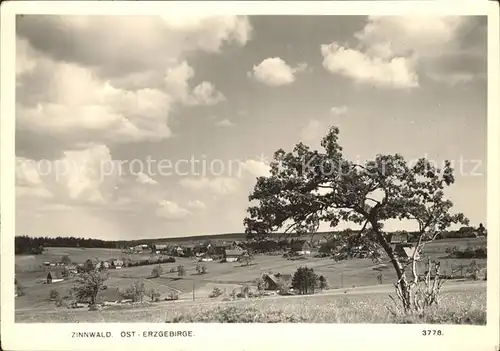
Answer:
xmin=1 ymin=1 xmax=499 ymax=351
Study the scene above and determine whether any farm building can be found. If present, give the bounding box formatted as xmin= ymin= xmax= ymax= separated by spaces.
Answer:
xmin=390 ymin=232 xmax=409 ymax=244
xmin=224 ymin=249 xmax=248 ymax=262
xmin=109 ymin=259 xmax=123 ymax=269
xmin=47 ymin=269 xmax=65 ymax=284
xmin=97 ymin=288 xmax=123 ymax=304
xmin=262 ymin=273 xmax=292 ymax=291
xmin=289 ymin=240 xmax=311 ymax=255
xmin=152 ymin=243 xmax=168 ymax=254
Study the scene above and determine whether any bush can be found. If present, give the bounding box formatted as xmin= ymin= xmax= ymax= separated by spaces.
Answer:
xmin=123 ymin=280 xmax=146 ymax=302
xmin=166 ymin=291 xmax=179 ymax=301
xmin=208 ymin=287 xmax=223 ymax=298
xmin=55 ymin=296 xmax=64 ymax=307
xmin=318 ymin=275 xmax=330 ymax=290
xmin=240 ymin=284 xmax=250 ymax=298
xmin=291 ymin=267 xmax=319 ymax=295
xmin=61 ymin=255 xmax=72 ymax=265
xmin=196 ymin=263 xmax=207 ymax=274
xmin=151 ymin=265 xmax=163 ymax=278
xmin=376 ymin=272 xmax=384 ymax=285
xmin=448 ymin=246 xmax=487 ymax=259
xmin=49 ymin=289 xmax=60 ymax=301
xmin=148 ymin=288 xmax=161 ymax=302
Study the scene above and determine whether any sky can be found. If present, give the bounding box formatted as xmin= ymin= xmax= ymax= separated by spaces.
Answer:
xmin=15 ymin=15 xmax=487 ymax=240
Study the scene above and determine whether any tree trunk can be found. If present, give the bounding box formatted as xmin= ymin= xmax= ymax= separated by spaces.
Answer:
xmin=371 ymin=225 xmax=412 ymax=311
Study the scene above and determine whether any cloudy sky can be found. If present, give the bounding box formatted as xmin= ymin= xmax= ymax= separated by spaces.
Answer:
xmin=15 ymin=15 xmax=487 ymax=240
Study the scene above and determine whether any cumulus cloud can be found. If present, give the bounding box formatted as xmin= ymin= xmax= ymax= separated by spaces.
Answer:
xmin=16 ymin=144 xmax=123 ymax=205
xmin=239 ymin=159 xmax=271 ymax=178
xmin=215 ymin=119 xmax=236 ymax=127
xmin=16 ymin=16 xmax=250 ymax=158
xmin=136 ymin=172 xmax=158 ymax=185
xmin=321 ymin=16 xmax=485 ymax=87
xmin=17 ymin=15 xmax=252 ymax=83
xmin=248 ymin=57 xmax=308 ymax=86
xmin=187 ymin=200 xmax=206 ymax=210
xmin=179 ymin=177 xmax=240 ymax=195
xmin=156 ymin=200 xmax=191 ymax=220
xmin=321 ymin=43 xmax=419 ymax=88
xmin=330 ymin=105 xmax=348 ymax=115
xmin=16 ymin=157 xmax=54 ymax=199
xmin=188 ymin=81 xmax=226 ymax=106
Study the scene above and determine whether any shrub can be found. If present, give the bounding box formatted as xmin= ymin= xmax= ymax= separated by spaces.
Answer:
xmin=148 ymin=288 xmax=161 ymax=302
xmin=208 ymin=287 xmax=223 ymax=298
xmin=55 ymin=296 xmax=64 ymax=307
xmin=166 ymin=291 xmax=179 ymax=301
xmin=240 ymin=284 xmax=250 ymax=298
xmin=291 ymin=267 xmax=319 ymax=295
xmin=123 ymin=279 xmax=146 ymax=302
xmin=61 ymin=255 xmax=72 ymax=265
xmin=231 ymin=289 xmax=238 ymax=300
xmin=447 ymin=246 xmax=486 ymax=259
xmin=376 ymin=272 xmax=384 ymax=285
xmin=196 ymin=263 xmax=207 ymax=274
xmin=318 ymin=275 xmax=330 ymax=290
xmin=49 ymin=289 xmax=60 ymax=301
xmin=151 ymin=265 xmax=163 ymax=278
xmin=256 ymin=276 xmax=266 ymax=291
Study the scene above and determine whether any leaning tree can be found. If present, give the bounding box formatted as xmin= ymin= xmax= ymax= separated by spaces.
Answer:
xmin=244 ymin=126 xmax=468 ymax=313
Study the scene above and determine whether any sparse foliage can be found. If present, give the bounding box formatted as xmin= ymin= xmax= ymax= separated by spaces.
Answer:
xmin=72 ymin=270 xmax=109 ymax=307
xmin=377 ymin=272 xmax=384 ymax=285
xmin=61 ymin=255 xmax=72 ymax=265
xmin=318 ymin=275 xmax=330 ymax=290
xmin=209 ymin=287 xmax=224 ymax=298
xmin=123 ymin=279 xmax=146 ymax=302
xmin=244 ymin=126 xmax=469 ymax=312
xmin=148 ymin=288 xmax=161 ymax=302
xmin=167 ymin=291 xmax=179 ymax=300
xmin=152 ymin=265 xmax=163 ymax=278
xmin=240 ymin=284 xmax=250 ymax=298
xmin=196 ymin=263 xmax=207 ymax=274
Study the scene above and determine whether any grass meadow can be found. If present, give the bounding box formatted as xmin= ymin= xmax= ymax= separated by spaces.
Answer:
xmin=15 ymin=286 xmax=486 ymax=324
xmin=14 ymin=237 xmax=487 ymax=323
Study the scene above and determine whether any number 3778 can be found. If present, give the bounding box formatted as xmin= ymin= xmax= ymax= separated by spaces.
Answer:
xmin=422 ymin=330 xmax=443 ymax=336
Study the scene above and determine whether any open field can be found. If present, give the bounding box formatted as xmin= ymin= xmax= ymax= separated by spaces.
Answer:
xmin=15 ymin=237 xmax=486 ymax=314
xmin=15 ymin=281 xmax=486 ymax=323
xmin=15 ymin=247 xmax=155 ymax=273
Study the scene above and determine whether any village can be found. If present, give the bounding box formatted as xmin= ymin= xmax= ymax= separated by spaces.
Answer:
xmin=14 ymin=225 xmax=487 ymax=313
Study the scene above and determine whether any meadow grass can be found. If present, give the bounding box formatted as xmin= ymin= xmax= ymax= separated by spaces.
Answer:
xmin=15 ymin=288 xmax=486 ymax=324
xmin=165 ymin=289 xmax=486 ymax=324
